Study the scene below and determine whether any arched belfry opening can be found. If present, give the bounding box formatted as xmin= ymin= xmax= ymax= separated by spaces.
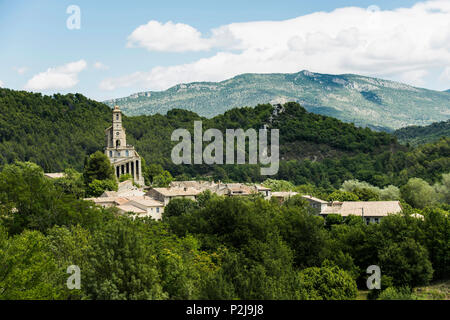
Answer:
xmin=116 ymin=139 xmax=121 ymax=148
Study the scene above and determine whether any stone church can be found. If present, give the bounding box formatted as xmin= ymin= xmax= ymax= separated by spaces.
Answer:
xmin=104 ymin=106 xmax=145 ymax=186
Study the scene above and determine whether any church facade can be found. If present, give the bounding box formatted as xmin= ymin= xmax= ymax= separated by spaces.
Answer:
xmin=104 ymin=106 xmax=145 ymax=186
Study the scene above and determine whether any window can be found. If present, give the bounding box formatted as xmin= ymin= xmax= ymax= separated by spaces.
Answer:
xmin=117 ymin=152 xmax=121 ymax=157
xmin=125 ymin=150 xmax=129 ymax=157
xmin=109 ymin=151 xmax=112 ymax=157
xmin=375 ymin=218 xmax=379 ymax=223
xmin=116 ymin=114 xmax=119 ymax=120
xmin=156 ymin=208 xmax=160 ymax=213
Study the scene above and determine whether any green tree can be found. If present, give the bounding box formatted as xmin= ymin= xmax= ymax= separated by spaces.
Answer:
xmin=297 ymin=265 xmax=357 ymax=300
xmin=86 ymin=179 xmax=118 ymax=197
xmin=163 ymin=198 xmax=199 ymax=220
xmin=153 ymin=170 xmax=173 ymax=187
xmin=434 ymin=173 xmax=450 ymax=204
xmin=379 ymin=238 xmax=433 ymax=288
xmin=277 ymin=204 xmax=328 ymax=268
xmin=83 ymin=151 xmax=115 ymax=186
xmin=325 ymin=214 xmax=344 ymax=228
xmin=53 ymin=168 xmax=85 ymax=198
xmin=82 ymin=218 xmax=166 ymax=300
xmin=401 ymin=178 xmax=437 ymax=208
xmin=0 ymin=161 xmax=111 ymax=234
xmin=327 ymin=190 xmax=359 ymax=201
xmin=353 ymin=188 xmax=380 ymax=201
xmin=0 ymin=229 xmax=63 ymax=299
xmin=262 ymin=179 xmax=295 ymax=191
xmin=421 ymin=207 xmax=450 ymax=280
xmin=145 ymin=164 xmax=164 ymax=184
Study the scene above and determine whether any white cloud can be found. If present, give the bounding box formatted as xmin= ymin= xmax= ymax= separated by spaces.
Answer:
xmin=93 ymin=62 xmax=109 ymax=70
xmin=127 ymin=20 xmax=212 ymax=52
xmin=24 ymin=60 xmax=87 ymax=91
xmin=0 ymin=80 xmax=4 ymax=87
xmin=102 ymin=1 xmax=450 ymax=91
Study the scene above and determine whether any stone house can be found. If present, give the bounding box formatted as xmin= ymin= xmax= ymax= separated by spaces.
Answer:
xmin=320 ymin=201 xmax=403 ymax=224
xmin=146 ymin=187 xmax=201 ymax=206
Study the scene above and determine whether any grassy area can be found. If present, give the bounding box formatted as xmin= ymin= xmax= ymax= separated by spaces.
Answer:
xmin=357 ymin=280 xmax=450 ymax=300
xmin=413 ymin=280 xmax=450 ymax=300
xmin=356 ymin=290 xmax=369 ymax=300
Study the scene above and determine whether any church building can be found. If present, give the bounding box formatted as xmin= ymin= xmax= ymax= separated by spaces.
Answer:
xmin=104 ymin=106 xmax=145 ymax=186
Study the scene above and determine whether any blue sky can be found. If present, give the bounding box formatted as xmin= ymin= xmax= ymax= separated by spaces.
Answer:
xmin=1 ymin=0 xmax=449 ymax=101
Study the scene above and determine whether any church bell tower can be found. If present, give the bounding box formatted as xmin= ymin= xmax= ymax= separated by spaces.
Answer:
xmin=104 ymin=106 xmax=145 ymax=186
xmin=110 ymin=106 xmax=127 ymax=148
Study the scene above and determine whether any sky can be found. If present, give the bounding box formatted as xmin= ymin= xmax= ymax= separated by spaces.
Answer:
xmin=0 ymin=0 xmax=449 ymax=101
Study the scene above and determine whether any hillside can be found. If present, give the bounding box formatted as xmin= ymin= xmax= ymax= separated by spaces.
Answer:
xmin=104 ymin=70 xmax=450 ymax=131
xmin=394 ymin=120 xmax=450 ymax=146
xmin=1 ymin=88 xmax=448 ymax=188
xmin=0 ymin=89 xmax=111 ymax=172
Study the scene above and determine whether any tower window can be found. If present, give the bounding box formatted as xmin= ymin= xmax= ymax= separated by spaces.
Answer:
xmin=116 ymin=114 xmax=119 ymax=120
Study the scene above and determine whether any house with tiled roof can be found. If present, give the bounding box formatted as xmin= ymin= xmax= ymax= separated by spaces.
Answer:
xmin=146 ymin=187 xmax=201 ymax=205
xmin=271 ymin=191 xmax=298 ymax=203
xmin=320 ymin=200 xmax=403 ymax=224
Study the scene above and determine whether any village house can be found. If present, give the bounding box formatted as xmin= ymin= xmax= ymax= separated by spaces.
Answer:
xmin=256 ymin=185 xmax=272 ymax=199
xmin=301 ymin=195 xmax=330 ymax=214
xmin=146 ymin=187 xmax=201 ymax=206
xmin=320 ymin=200 xmax=403 ymax=224
xmin=214 ymin=183 xmax=271 ymax=199
xmin=271 ymin=191 xmax=299 ymax=203
xmin=85 ymin=180 xmax=164 ymax=220
xmin=168 ymin=181 xmax=271 ymax=199
xmin=85 ymin=194 xmax=164 ymax=220
xmin=169 ymin=180 xmax=217 ymax=191
xmin=99 ymin=180 xmax=145 ymax=198
xmin=120 ymin=196 xmax=164 ymax=219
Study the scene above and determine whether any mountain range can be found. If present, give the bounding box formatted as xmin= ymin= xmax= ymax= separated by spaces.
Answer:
xmin=104 ymin=70 xmax=450 ymax=131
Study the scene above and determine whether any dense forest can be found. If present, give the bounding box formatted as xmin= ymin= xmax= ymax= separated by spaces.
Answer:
xmin=1 ymin=89 xmax=449 ymax=190
xmin=0 ymin=161 xmax=448 ymax=300
xmin=394 ymin=120 xmax=450 ymax=146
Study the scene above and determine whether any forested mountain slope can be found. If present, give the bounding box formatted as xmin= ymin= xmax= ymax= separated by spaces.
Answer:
xmin=394 ymin=120 xmax=450 ymax=146
xmin=1 ymin=89 xmax=448 ymax=188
